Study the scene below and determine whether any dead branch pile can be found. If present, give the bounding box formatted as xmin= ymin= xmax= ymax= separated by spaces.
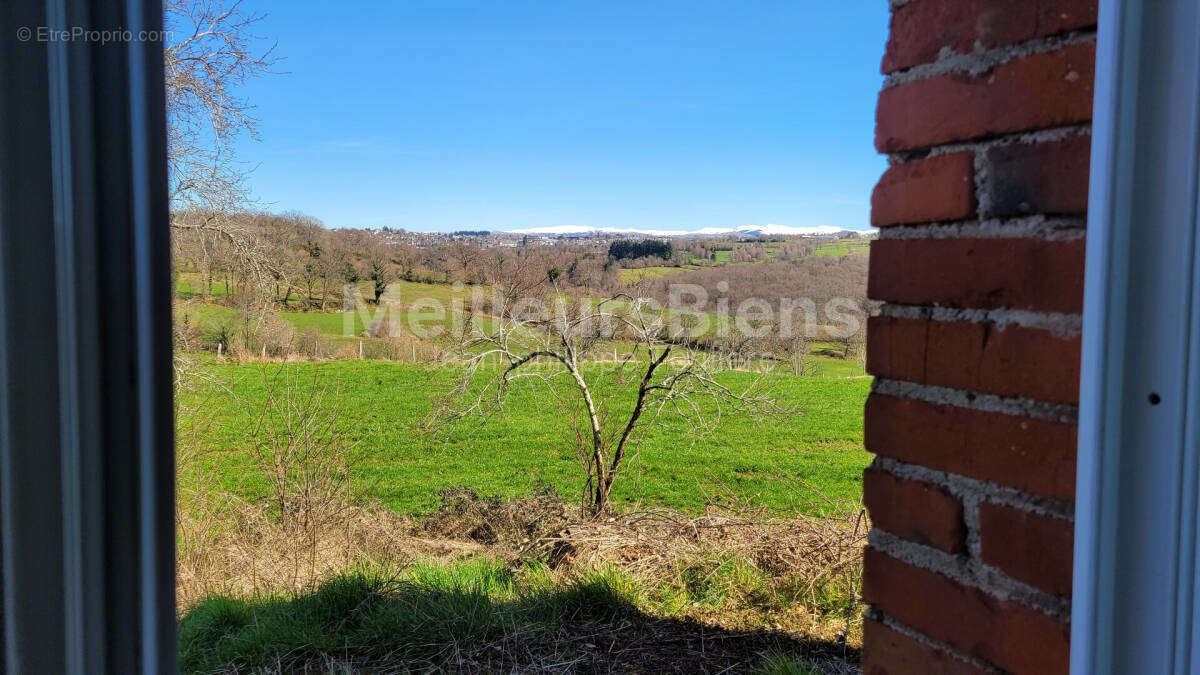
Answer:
xmin=413 ymin=487 xmax=868 ymax=613
xmin=548 ymin=506 xmax=866 ymax=592
xmin=417 ymin=485 xmax=576 ymax=546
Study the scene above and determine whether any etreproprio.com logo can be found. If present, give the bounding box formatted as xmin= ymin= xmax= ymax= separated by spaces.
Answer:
xmin=16 ymin=26 xmax=172 ymax=44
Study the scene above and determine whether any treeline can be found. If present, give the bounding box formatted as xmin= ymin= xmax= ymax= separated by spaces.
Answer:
xmin=608 ymin=239 xmax=673 ymax=261
xmin=616 ymin=239 xmax=817 ymax=267
xmin=171 ymin=209 xmax=868 ymax=327
xmin=170 ymin=210 xmax=623 ymax=310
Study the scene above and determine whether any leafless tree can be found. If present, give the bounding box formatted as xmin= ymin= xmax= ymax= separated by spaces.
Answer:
xmin=165 ymin=0 xmax=280 ymax=313
xmin=833 ymin=317 xmax=867 ymax=365
xmin=445 ymin=239 xmax=484 ymax=283
xmin=430 ymin=270 xmax=785 ymax=516
xmin=164 ymin=0 xmax=274 ymax=211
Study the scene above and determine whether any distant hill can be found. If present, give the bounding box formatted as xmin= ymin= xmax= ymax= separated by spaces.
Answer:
xmin=504 ymin=224 xmax=869 ymax=238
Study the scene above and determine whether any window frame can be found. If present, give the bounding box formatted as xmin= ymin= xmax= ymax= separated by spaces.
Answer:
xmin=0 ymin=0 xmax=175 ymax=671
xmin=1072 ymin=0 xmax=1200 ymax=672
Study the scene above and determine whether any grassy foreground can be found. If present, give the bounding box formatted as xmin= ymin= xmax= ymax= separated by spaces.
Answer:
xmin=182 ymin=360 xmax=870 ymax=516
xmin=179 ymin=559 xmax=843 ymax=673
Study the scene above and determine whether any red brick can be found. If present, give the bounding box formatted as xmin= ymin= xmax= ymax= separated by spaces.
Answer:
xmin=980 ymin=503 xmax=1074 ymax=596
xmin=863 ymin=619 xmax=985 ymax=675
xmin=865 ymin=394 xmax=1077 ymax=501
xmin=864 ymin=468 xmax=966 ymax=553
xmin=982 ymin=136 xmax=1091 ymax=216
xmin=877 ymin=43 xmax=1095 ymax=152
xmin=884 ymin=0 xmax=1099 ymax=73
xmin=867 ymin=316 xmax=929 ymax=384
xmin=863 ymin=549 xmax=1070 ymax=674
xmin=867 ymin=316 xmax=1081 ymax=403
xmin=871 ymin=152 xmax=976 ymax=227
xmin=868 ymin=238 xmax=1086 ymax=313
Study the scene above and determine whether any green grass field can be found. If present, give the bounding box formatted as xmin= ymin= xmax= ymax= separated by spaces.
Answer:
xmin=175 ymin=276 xmax=234 ymax=298
xmin=181 ymin=360 xmax=870 ymax=517
xmin=176 ymin=302 xmax=368 ymax=340
xmin=815 ymin=241 xmax=870 ymax=257
xmin=175 ymin=276 xmax=471 ymax=307
xmin=618 ymin=265 xmax=698 ymax=284
xmin=700 ymin=242 xmax=787 ymax=266
xmin=176 ymin=279 xmax=490 ymax=338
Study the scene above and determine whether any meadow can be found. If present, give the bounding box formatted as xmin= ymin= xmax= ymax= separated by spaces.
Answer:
xmin=182 ymin=360 xmax=871 ymax=516
xmin=617 ymin=264 xmax=700 ymax=284
xmin=175 ymin=278 xmax=485 ymax=348
xmin=814 ymin=241 xmax=870 ymax=257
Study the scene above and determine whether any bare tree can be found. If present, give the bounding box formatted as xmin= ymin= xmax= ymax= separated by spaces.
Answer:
xmin=165 ymin=0 xmax=281 ymax=315
xmin=164 ymin=0 xmax=274 ymax=212
xmin=431 ymin=270 xmax=784 ymax=516
xmin=445 ymin=239 xmax=483 ymax=283
xmin=833 ymin=317 xmax=867 ymax=364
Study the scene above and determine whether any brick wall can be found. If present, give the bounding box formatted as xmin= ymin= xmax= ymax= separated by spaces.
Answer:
xmin=862 ymin=1 xmax=1096 ymax=672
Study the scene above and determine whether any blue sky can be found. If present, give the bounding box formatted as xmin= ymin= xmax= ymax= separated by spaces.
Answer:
xmin=234 ymin=1 xmax=889 ymax=232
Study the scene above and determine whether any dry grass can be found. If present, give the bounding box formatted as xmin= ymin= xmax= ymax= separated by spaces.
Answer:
xmin=177 ymin=485 xmax=866 ymax=671
xmin=178 ymin=495 xmax=406 ymax=608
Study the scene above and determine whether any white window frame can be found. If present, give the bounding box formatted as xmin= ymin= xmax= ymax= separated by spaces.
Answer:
xmin=1072 ymin=0 xmax=1200 ymax=672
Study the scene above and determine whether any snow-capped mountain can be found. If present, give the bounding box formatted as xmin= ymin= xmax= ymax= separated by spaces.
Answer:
xmin=505 ymin=224 xmax=866 ymax=238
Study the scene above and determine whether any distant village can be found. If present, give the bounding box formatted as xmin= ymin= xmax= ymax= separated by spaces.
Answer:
xmin=377 ymin=226 xmax=874 ymax=249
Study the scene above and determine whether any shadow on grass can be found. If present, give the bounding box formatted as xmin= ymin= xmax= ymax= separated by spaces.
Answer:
xmin=179 ymin=560 xmax=858 ymax=674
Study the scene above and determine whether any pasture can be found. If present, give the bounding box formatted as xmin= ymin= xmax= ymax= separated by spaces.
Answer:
xmin=180 ymin=360 xmax=871 ymax=516
xmin=618 ymin=265 xmax=698 ymax=284
xmin=815 ymin=241 xmax=870 ymax=256
xmin=175 ymin=279 xmax=488 ymax=343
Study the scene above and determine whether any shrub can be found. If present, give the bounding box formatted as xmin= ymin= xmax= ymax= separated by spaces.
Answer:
xmin=295 ymin=325 xmax=331 ymax=359
xmin=230 ymin=311 xmax=295 ymax=360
